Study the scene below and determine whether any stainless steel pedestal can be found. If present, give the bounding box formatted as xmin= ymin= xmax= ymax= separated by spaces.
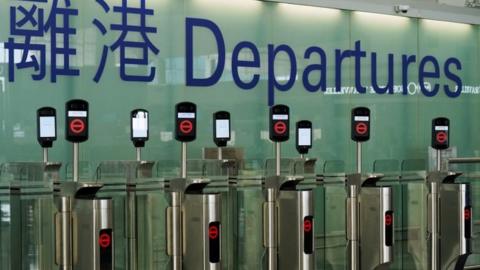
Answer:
xmin=346 ymin=174 xmax=394 ymax=270
xmin=359 ymin=187 xmax=393 ymax=270
xmin=183 ymin=193 xmax=221 ymax=270
xmin=426 ymin=172 xmax=471 ymax=270
xmin=278 ymin=190 xmax=314 ymax=270
xmin=54 ymin=183 xmax=114 ymax=270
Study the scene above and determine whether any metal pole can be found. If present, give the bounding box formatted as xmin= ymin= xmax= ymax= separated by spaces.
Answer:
xmin=172 ymin=191 xmax=182 ymax=270
xmin=217 ymin=147 xmax=223 ymax=161
xmin=43 ymin=148 xmax=48 ymax=163
xmin=173 ymin=142 xmax=187 ymax=270
xmin=436 ymin=150 xmax=441 ymax=172
xmin=300 ymin=154 xmax=305 ymax=160
xmin=73 ymin=143 xmax=79 ymax=182
xmin=267 ymin=188 xmax=277 ymax=270
xmin=266 ymin=142 xmax=281 ymax=270
xmin=136 ymin=147 xmax=141 ymax=162
xmin=58 ymin=196 xmax=72 ymax=270
xmin=181 ymin=143 xmax=187 ymax=179
xmin=126 ymin=185 xmax=137 ymax=270
xmin=356 ymin=142 xmax=362 ymax=174
xmin=275 ymin=142 xmax=281 ymax=176
xmin=349 ymin=185 xmax=359 ymax=270
xmin=430 ymin=182 xmax=439 ymax=270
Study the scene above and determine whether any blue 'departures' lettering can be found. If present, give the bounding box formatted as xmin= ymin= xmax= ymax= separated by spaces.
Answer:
xmin=5 ymin=0 xmax=79 ymax=82
xmin=268 ymin=44 xmax=297 ymax=104
xmin=303 ymin=46 xmax=327 ymax=93
xmin=93 ymin=0 xmax=159 ymax=82
xmin=186 ymin=17 xmax=225 ymax=87
xmin=186 ymin=17 xmax=463 ymax=106
xmin=232 ymin=41 xmax=260 ymax=90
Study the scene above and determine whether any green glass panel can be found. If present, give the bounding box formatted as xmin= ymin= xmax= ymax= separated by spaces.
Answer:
xmin=0 ymin=0 xmax=478 ymax=269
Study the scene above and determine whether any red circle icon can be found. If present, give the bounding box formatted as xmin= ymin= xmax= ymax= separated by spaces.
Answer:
xmin=179 ymin=120 xmax=193 ymax=134
xmin=465 ymin=208 xmax=471 ymax=220
xmin=355 ymin=122 xmax=368 ymax=135
xmin=385 ymin=214 xmax=393 ymax=226
xmin=70 ymin=119 xmax=85 ymax=134
xmin=304 ymin=219 xmax=312 ymax=233
xmin=209 ymin=225 xmax=219 ymax=239
xmin=436 ymin=131 xmax=448 ymax=144
xmin=99 ymin=233 xmax=111 ymax=248
xmin=274 ymin=121 xmax=287 ymax=135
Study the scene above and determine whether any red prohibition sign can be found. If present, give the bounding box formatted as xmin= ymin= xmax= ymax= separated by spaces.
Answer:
xmin=70 ymin=119 xmax=85 ymax=134
xmin=356 ymin=122 xmax=368 ymax=135
xmin=99 ymin=233 xmax=111 ymax=248
xmin=385 ymin=214 xmax=393 ymax=226
xmin=209 ymin=225 xmax=219 ymax=239
xmin=179 ymin=120 xmax=193 ymax=134
xmin=274 ymin=121 xmax=287 ymax=135
xmin=304 ymin=219 xmax=312 ymax=233
xmin=436 ymin=132 xmax=448 ymax=144
xmin=465 ymin=208 xmax=472 ymax=220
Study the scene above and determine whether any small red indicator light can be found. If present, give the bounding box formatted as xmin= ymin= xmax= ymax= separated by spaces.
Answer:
xmin=209 ymin=225 xmax=219 ymax=239
xmin=99 ymin=233 xmax=111 ymax=248
xmin=70 ymin=119 xmax=85 ymax=134
xmin=179 ymin=120 xmax=193 ymax=134
xmin=355 ymin=122 xmax=368 ymax=135
xmin=385 ymin=214 xmax=393 ymax=226
xmin=274 ymin=121 xmax=287 ymax=135
xmin=436 ymin=132 xmax=448 ymax=144
xmin=304 ymin=219 xmax=312 ymax=233
xmin=465 ymin=208 xmax=471 ymax=220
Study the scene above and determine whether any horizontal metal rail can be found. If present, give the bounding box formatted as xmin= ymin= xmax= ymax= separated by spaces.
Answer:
xmin=447 ymin=157 xmax=480 ymax=165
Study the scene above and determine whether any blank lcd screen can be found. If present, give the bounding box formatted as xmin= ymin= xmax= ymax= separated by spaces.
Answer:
xmin=177 ymin=112 xmax=195 ymax=119
xmin=39 ymin=116 xmax=56 ymax=138
xmin=132 ymin=112 xmax=148 ymax=138
xmin=298 ymin=128 xmax=311 ymax=146
xmin=435 ymin=126 xmax=449 ymax=131
xmin=215 ymin=119 xmax=230 ymax=139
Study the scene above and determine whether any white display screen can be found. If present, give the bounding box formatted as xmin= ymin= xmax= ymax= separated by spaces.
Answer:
xmin=298 ymin=128 xmax=311 ymax=146
xmin=435 ymin=126 xmax=449 ymax=131
xmin=132 ymin=112 xmax=148 ymax=138
xmin=39 ymin=116 xmax=56 ymax=138
xmin=354 ymin=116 xmax=369 ymax=121
xmin=177 ymin=112 xmax=195 ymax=119
xmin=215 ymin=119 xmax=230 ymax=139
xmin=272 ymin=114 xmax=288 ymax=120
xmin=68 ymin=111 xmax=87 ymax=117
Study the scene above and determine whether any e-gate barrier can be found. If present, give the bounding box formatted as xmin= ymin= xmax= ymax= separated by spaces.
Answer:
xmin=346 ymin=107 xmax=394 ymax=270
xmin=96 ymin=108 xmax=155 ymax=270
xmin=0 ymin=107 xmax=62 ymax=270
xmin=54 ymin=99 xmax=114 ymax=270
xmin=5 ymin=102 xmax=480 ymax=270
xmin=211 ymin=110 xmax=238 ymax=270
xmin=264 ymin=104 xmax=315 ymax=270
xmin=426 ymin=117 xmax=471 ymax=270
xmin=2 ymin=108 xmax=62 ymax=270
xmin=167 ymin=102 xmax=222 ymax=270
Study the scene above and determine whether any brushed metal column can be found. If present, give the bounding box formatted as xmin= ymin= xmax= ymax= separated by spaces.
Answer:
xmin=73 ymin=143 xmax=79 ymax=182
xmin=56 ymin=196 xmax=73 ymax=270
xmin=430 ymin=182 xmax=439 ymax=270
xmin=266 ymin=188 xmax=277 ymax=270
xmin=126 ymin=189 xmax=137 ymax=270
xmin=347 ymin=186 xmax=359 ymax=270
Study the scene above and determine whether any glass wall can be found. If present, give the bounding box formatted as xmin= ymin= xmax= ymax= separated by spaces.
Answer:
xmin=0 ymin=0 xmax=479 ymax=269
xmin=0 ymin=0 xmax=477 ymax=170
